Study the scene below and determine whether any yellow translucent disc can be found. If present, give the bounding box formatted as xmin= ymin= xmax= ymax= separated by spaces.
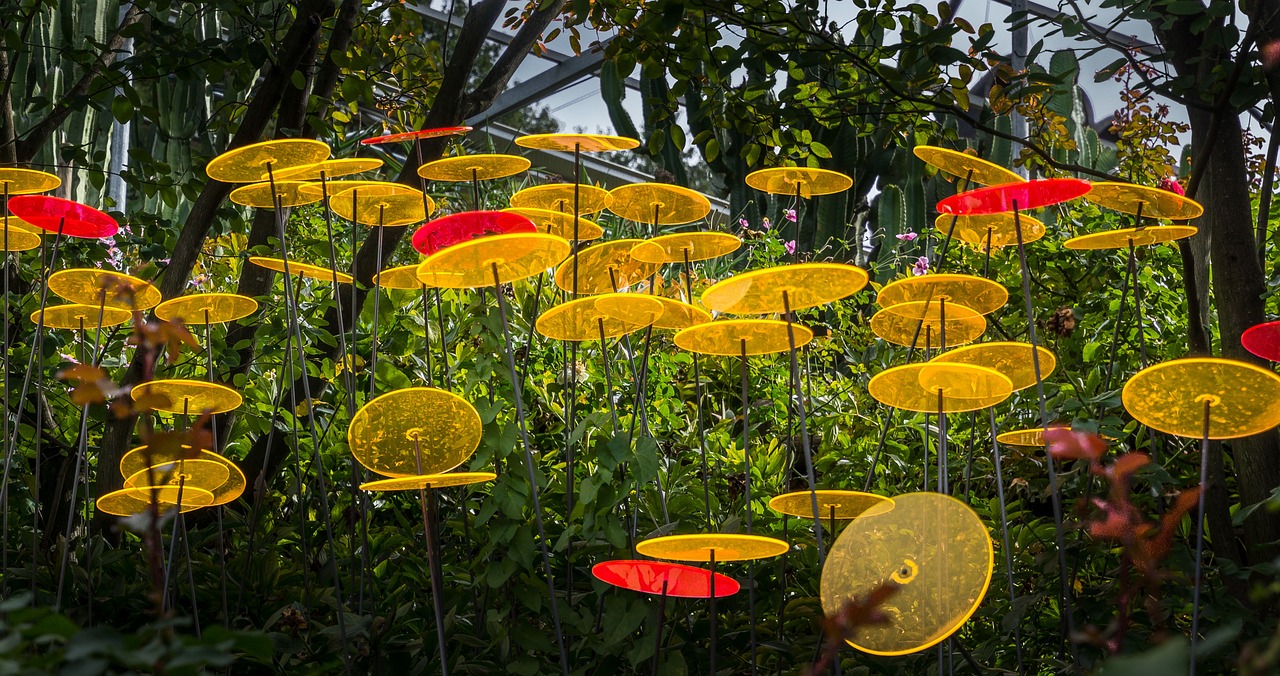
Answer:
xmin=929 ymin=341 xmax=1055 ymax=392
xmin=96 ymin=485 xmax=215 ymax=516
xmin=48 ymin=269 xmax=162 ymax=311
xmin=154 ymin=293 xmax=259 ymax=324
xmin=745 ymin=167 xmax=853 ymax=197
xmin=630 ymin=232 xmax=742 ymax=264
xmin=32 ymin=304 xmax=132 ymax=330
xmin=636 ymin=533 xmax=789 ymax=563
xmin=3 ymin=217 xmax=39 ymax=234
xmin=1085 ymin=181 xmax=1204 ymax=220
xmin=131 ymin=379 xmax=243 ymax=414
xmin=822 ymin=492 xmax=993 ymax=656
xmin=124 ymin=457 xmax=245 ymax=507
xmin=417 ymin=154 xmax=530 ymax=182
xmin=868 ymin=363 xmax=1012 ymax=413
xmin=328 ymin=184 xmax=430 ymax=226
xmin=552 ymin=239 xmax=662 ymax=295
xmin=0 ymin=168 xmax=62 ymax=194
xmin=912 ymin=146 xmax=1024 ymax=186
xmin=1122 ymin=358 xmax=1280 ymax=439
xmin=509 ymin=184 xmax=611 ymax=215
xmin=347 ymin=387 xmax=482 ymax=477
xmin=768 ymin=490 xmax=894 ymax=519
xmin=607 ymin=184 xmax=712 ymax=225
xmin=877 ymin=274 xmax=1008 ymax=315
xmin=701 ymin=263 xmax=869 ymax=315
xmin=298 ymin=179 xmax=387 ymax=200
xmin=272 ymin=158 xmax=384 ymax=181
xmin=994 ymin=428 xmax=1045 ymax=447
xmin=502 ymin=208 xmax=604 ymax=241
xmin=1063 ymin=226 xmax=1198 ymax=250
xmin=229 ymin=180 xmax=323 ymax=208
xmin=0 ymin=225 xmax=40 ymax=252
xmin=248 ymin=256 xmax=354 ymax=284
xmin=649 ymin=297 xmax=712 ymax=331
xmin=206 ymin=139 xmax=331 ymax=183
xmin=417 ymin=233 xmax=570 ymax=289
xmin=360 ymin=471 xmax=497 ymax=491
xmin=120 ymin=445 xmax=223 ymax=479
xmin=534 ymin=293 xmax=664 ymax=341
xmin=933 ymin=213 xmax=1046 ymax=250
xmin=375 ymin=264 xmax=428 ymax=290
xmin=673 ymin=319 xmax=813 ymax=356
xmin=870 ymin=301 xmax=986 ymax=349
xmin=514 ymin=133 xmax=640 ymax=153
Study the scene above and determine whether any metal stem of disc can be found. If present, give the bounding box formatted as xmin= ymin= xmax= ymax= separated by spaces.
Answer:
xmin=988 ymin=407 xmax=1025 ymax=673
xmin=709 ymin=550 xmax=717 ymax=676
xmin=1102 ymin=242 xmax=1134 ymax=393
xmin=420 ymin=285 xmax=434 ymax=383
xmin=180 ymin=509 xmax=201 ymax=637
xmin=434 ymin=289 xmax=450 ymax=386
xmin=204 ymin=314 xmax=230 ymax=625
xmin=161 ymin=475 xmax=186 ymax=611
xmin=370 ymin=208 xmax=387 ymax=399
xmin=782 ymin=291 xmax=826 ymax=562
xmin=0 ymin=185 xmax=8 ymax=594
xmin=933 ymin=170 xmax=973 ymax=274
xmin=1013 ymin=203 xmax=1078 ymax=671
xmin=572 ymin=144 xmax=581 ymax=298
xmin=739 ymin=340 xmax=758 ymax=676
xmin=1130 ymin=242 xmax=1148 ymax=368
xmin=684 ymin=252 xmax=712 ymax=529
xmin=471 ymin=168 xmax=480 ymax=211
xmin=1190 ymin=399 xmax=1211 ymax=675
xmin=413 ymin=433 xmax=450 ymax=676
xmin=652 ymin=581 xmax=669 ymax=676
xmin=983 ymin=228 xmax=994 ymax=278
xmin=491 ymin=263 xmax=569 ymax=676
xmin=599 ymin=319 xmax=619 ymax=434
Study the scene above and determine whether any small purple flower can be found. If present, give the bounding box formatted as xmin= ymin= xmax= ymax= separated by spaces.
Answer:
xmin=739 ymin=218 xmax=750 ymax=229
xmin=784 ymin=240 xmax=797 ymax=255
xmin=784 ymin=209 xmax=797 ymax=223
xmin=912 ymin=256 xmax=930 ymax=276
xmin=761 ymin=217 xmax=772 ymax=231
xmin=896 ymin=232 xmax=918 ymax=242
xmin=60 ymin=352 xmax=79 ymax=365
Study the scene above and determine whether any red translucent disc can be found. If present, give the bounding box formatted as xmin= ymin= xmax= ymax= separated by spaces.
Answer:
xmin=411 ymin=210 xmax=536 ymax=256
xmin=591 ymin=560 xmax=740 ymax=598
xmin=936 ymin=178 xmax=1092 ymax=215
xmin=6 ymin=196 xmax=118 ymax=238
xmin=1242 ymin=321 xmax=1280 ymax=362
xmin=360 ymin=126 xmax=473 ymax=145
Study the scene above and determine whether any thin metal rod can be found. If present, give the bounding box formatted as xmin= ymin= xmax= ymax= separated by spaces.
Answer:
xmin=739 ymin=341 xmax=758 ymax=675
xmin=369 ymin=208 xmax=386 ymax=399
xmin=205 ymin=316 xmax=230 ymax=625
xmin=180 ymin=511 xmax=201 ymax=636
xmin=933 ymin=169 xmax=973 ymax=273
xmin=413 ymin=432 xmax=450 ymax=676
xmin=1103 ymin=244 xmax=1135 ymax=392
xmin=652 ymin=582 xmax=669 ymax=676
xmin=684 ymin=252 xmax=712 ymax=529
xmin=161 ymin=476 xmax=186 ymax=610
xmin=709 ymin=550 xmax=717 ymax=675
xmin=1190 ymin=399 xmax=1211 ymax=675
xmin=988 ymin=408 xmax=1025 ymax=673
xmin=782 ymin=291 xmax=826 ymax=562
xmin=599 ymin=320 xmax=619 ymax=434
xmin=434 ymin=289 xmax=450 ymax=385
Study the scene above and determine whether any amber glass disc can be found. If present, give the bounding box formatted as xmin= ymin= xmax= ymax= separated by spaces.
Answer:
xmin=607 ymin=184 xmax=712 ymax=225
xmin=0 ymin=224 xmax=40 ymax=252
xmin=374 ymin=264 xmax=427 ymax=290
xmin=636 ymin=533 xmax=789 ymax=563
xmin=360 ymin=126 xmax=473 ymax=145
xmin=298 ymin=180 xmax=387 ymax=200
xmin=877 ymin=274 xmax=1007 ymax=315
xmin=120 ymin=445 xmax=222 ymax=479
xmin=912 ymin=146 xmax=1024 ymax=186
xmin=535 ymin=293 xmax=664 ymax=341
xmin=272 ymin=158 xmax=384 ymax=181
xmin=360 ymin=471 xmax=496 ymax=491
xmin=248 ymin=256 xmax=354 ymax=284
xmin=1122 ymin=358 xmax=1280 ymax=439
xmin=125 ymin=459 xmax=230 ymax=495
xmin=32 ymin=304 xmax=132 ymax=330
xmin=3 ymin=216 xmax=39 ymax=234
xmin=418 ymin=154 xmax=531 ymax=182
xmin=868 ymin=363 xmax=1012 ymax=413
xmin=933 ymin=213 xmax=1046 ymax=250
xmin=0 ymin=168 xmax=62 ymax=194
xmin=745 ymin=167 xmax=853 ymax=197
xmin=930 ymin=341 xmax=1056 ymax=392
xmin=674 ymin=319 xmax=813 ymax=356
xmin=502 ymin=208 xmax=604 ymax=241
xmin=132 ymin=379 xmax=242 ymax=414
xmin=630 ymin=232 xmax=742 ymax=264
xmin=206 ymin=139 xmax=331 ymax=183
xmin=936 ymin=178 xmax=1092 ymax=215
xmin=870 ymin=302 xmax=986 ymax=349
xmin=328 ymin=184 xmax=430 ymax=226
xmin=592 ymin=560 xmax=741 ymax=598
xmin=154 ymin=293 xmax=259 ymax=325
xmin=7 ymin=196 xmax=118 ymax=238
xmin=229 ymin=180 xmax=323 ymax=209
xmin=1063 ymin=225 xmax=1197 ymax=250
xmin=995 ymin=428 xmax=1049 ymax=447
xmin=822 ymin=492 xmax=993 ymax=656
xmin=417 ymin=233 xmax=570 ymax=289
xmin=514 ymin=133 xmax=640 ymax=153
xmin=552 ymin=239 xmax=662 ymax=295
xmin=48 ymin=269 xmax=161 ymax=311
xmin=509 ymin=184 xmax=611 ymax=214
xmin=768 ymin=490 xmax=894 ymax=520
xmin=411 ymin=211 xmax=535 ymax=256
xmin=347 ymin=387 xmax=482 ymax=477
xmin=649 ymin=297 xmax=712 ymax=331
xmin=96 ymin=486 xmax=215 ymax=516
xmin=1085 ymin=182 xmax=1203 ymax=220
xmin=701 ymin=263 xmax=868 ymax=315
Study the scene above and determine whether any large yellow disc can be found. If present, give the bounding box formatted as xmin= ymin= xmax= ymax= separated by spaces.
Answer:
xmin=417 ymin=154 xmax=530 ymax=182
xmin=229 ymin=180 xmax=323 ymax=209
xmin=636 ymin=533 xmax=789 ymax=563
xmin=534 ymin=293 xmax=664 ymax=341
xmin=607 ymin=184 xmax=712 ymax=225
xmin=347 ymin=387 xmax=482 ymax=477
xmin=32 ymin=304 xmax=132 ymax=330
xmin=870 ymin=301 xmax=986 ymax=349
xmin=0 ymin=168 xmax=62 ymax=194
xmin=1122 ymin=358 xmax=1280 ymax=439
xmin=514 ymin=133 xmax=640 ymax=153
xmin=822 ymin=492 xmax=993 ymax=656
xmin=131 ymin=379 xmax=243 ymax=414
xmin=509 ymin=184 xmax=611 ymax=214
xmin=648 ymin=297 xmax=712 ymax=331
xmin=124 ymin=456 xmax=245 ymax=507
xmin=912 ymin=146 xmax=1024 ymax=186
xmin=47 ymin=269 xmax=162 ymax=311
xmin=248 ymin=256 xmax=354 ymax=284
xmin=206 ymin=139 xmax=331 ymax=183
xmin=673 ymin=319 xmax=813 ymax=356
xmin=374 ymin=264 xmax=428 ymax=290
xmin=298 ymin=180 xmax=387 ymax=200
xmin=701 ymin=263 xmax=868 ymax=315
xmin=154 ymin=293 xmax=259 ymax=325
xmin=360 ymin=471 xmax=497 ymax=491
xmin=271 ymin=158 xmax=384 ymax=181
xmin=503 ymin=208 xmax=604 ymax=241
xmin=3 ymin=216 xmax=40 ymax=234
xmin=328 ymin=184 xmax=430 ymax=226
xmin=552 ymin=239 xmax=662 ymax=295
xmin=417 ymin=233 xmax=569 ymax=289
xmin=745 ymin=167 xmax=853 ymax=197
xmin=1085 ymin=182 xmax=1203 ymax=220
xmin=929 ymin=341 xmax=1055 ymax=392
xmin=876 ymin=274 xmax=1007 ymax=315
xmin=933 ymin=213 xmax=1046 ymax=250
xmin=868 ymin=363 xmax=1012 ymax=413
xmin=769 ymin=490 xmax=894 ymax=520
xmin=0 ymin=223 xmax=40 ymax=252
xmin=120 ymin=445 xmax=223 ymax=478
xmin=1063 ymin=225 xmax=1197 ymax=250
xmin=630 ymin=232 xmax=742 ymax=264
xmin=96 ymin=486 xmax=215 ymax=516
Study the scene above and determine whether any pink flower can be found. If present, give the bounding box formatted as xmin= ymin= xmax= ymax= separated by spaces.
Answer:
xmin=911 ymin=257 xmax=929 ymax=276
xmin=784 ymin=240 xmax=796 ymax=255
xmin=761 ymin=217 xmax=772 ymax=230
xmin=1158 ymin=176 xmax=1185 ymax=196
xmin=896 ymin=232 xmax=918 ymax=242
xmin=739 ymin=218 xmax=750 ymax=229
xmin=784 ymin=209 xmax=797 ymax=223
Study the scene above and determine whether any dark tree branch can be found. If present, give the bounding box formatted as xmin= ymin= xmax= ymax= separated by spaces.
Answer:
xmin=307 ymin=0 xmax=361 ymax=138
xmin=464 ymin=0 xmax=571 ymax=116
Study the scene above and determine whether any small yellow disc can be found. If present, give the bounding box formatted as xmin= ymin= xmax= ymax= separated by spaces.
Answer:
xmin=3 ymin=216 xmax=40 ymax=234
xmin=912 ymin=146 xmax=1024 ymax=186
xmin=673 ymin=318 xmax=813 ymax=356
xmin=636 ymin=533 xmax=790 ymax=563
xmin=995 ymin=428 xmax=1048 ymax=447
xmin=120 ymin=445 xmax=221 ymax=478
xmin=154 ymin=293 xmax=259 ymax=324
xmin=877 ymin=274 xmax=1008 ymax=316
xmin=648 ymin=297 xmax=712 ymax=331
xmin=374 ymin=264 xmax=428 ymax=290
xmin=417 ymin=233 xmax=570 ymax=289
xmin=701 ymin=263 xmax=869 ymax=315
xmin=271 ymin=158 xmax=384 ymax=181
xmin=0 ymin=168 xmax=62 ymax=194
xmin=31 ymin=304 xmax=132 ymax=330
xmin=514 ymin=133 xmax=640 ymax=153
xmin=553 ymin=239 xmax=662 ymax=295
xmin=360 ymin=471 xmax=497 ymax=491
xmin=229 ymin=180 xmax=323 ymax=209
xmin=630 ymin=232 xmax=742 ymax=264
xmin=509 ymin=184 xmax=611 ymax=215
xmin=502 ymin=208 xmax=604 ymax=241
xmin=96 ymin=486 xmax=215 ymax=516
xmin=822 ymin=492 xmax=993 ymax=656
xmin=745 ymin=167 xmax=853 ymax=197
xmin=1122 ymin=358 xmax=1280 ymax=439
xmin=417 ymin=154 xmax=530 ymax=182
xmin=248 ymin=256 xmax=354 ymax=284
xmin=206 ymin=139 xmax=331 ymax=183
xmin=930 ymin=342 xmax=1056 ymax=392
xmin=870 ymin=302 xmax=986 ymax=349
xmin=347 ymin=387 xmax=482 ymax=477
xmin=1063 ymin=225 xmax=1198 ymax=250
xmin=768 ymin=490 xmax=894 ymax=520
xmin=47 ymin=269 xmax=162 ymax=311
xmin=868 ymin=363 xmax=1012 ymax=413
xmin=933 ymin=212 xmax=1046 ymax=250
xmin=131 ymin=379 xmax=243 ymax=414
xmin=1085 ymin=181 xmax=1204 ymax=220
xmin=298 ymin=179 xmax=387 ymax=200
xmin=535 ymin=293 xmax=664 ymax=341
xmin=124 ymin=457 xmax=245 ymax=506
xmin=0 ymin=223 xmax=40 ymax=252
xmin=328 ymin=184 xmax=430 ymax=226
xmin=607 ymin=183 xmax=712 ymax=225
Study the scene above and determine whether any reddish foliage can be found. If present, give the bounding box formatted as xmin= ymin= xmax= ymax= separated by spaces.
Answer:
xmin=810 ymin=583 xmax=898 ymax=674
xmin=1045 ymin=426 xmax=1108 ymax=462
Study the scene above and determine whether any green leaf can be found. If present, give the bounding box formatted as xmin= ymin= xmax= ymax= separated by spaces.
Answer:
xmin=810 ymin=141 xmax=832 ymax=158
xmin=1098 ymin=637 xmax=1189 ymax=675
xmin=110 ymin=96 xmax=132 ymax=124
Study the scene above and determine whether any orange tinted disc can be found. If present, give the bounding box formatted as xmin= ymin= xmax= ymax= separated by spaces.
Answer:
xmin=553 ymin=239 xmax=662 ymax=295
xmin=417 ymin=154 xmax=531 ymax=182
xmin=375 ymin=264 xmax=428 ymax=290
xmin=509 ymin=184 xmax=611 ymax=215
xmin=3 ymin=217 xmax=40 ymax=234
xmin=0 ymin=224 xmax=40 ymax=252
xmin=674 ymin=319 xmax=813 ymax=356
xmin=249 ymin=257 xmax=354 ymax=284
xmin=1122 ymin=358 xmax=1280 ymax=439
xmin=870 ymin=301 xmax=986 ymax=349
xmin=347 ymin=387 xmax=482 ymax=477
xmin=417 ymin=233 xmax=570 ymax=289
xmin=630 ymin=232 xmax=742 ymax=264
xmin=607 ymin=184 xmax=712 ymax=225
xmin=768 ymin=490 xmax=894 ymax=520
xmin=32 ymin=304 xmax=132 ymax=330
xmin=701 ymin=263 xmax=869 ymax=315
xmin=1085 ymin=182 xmax=1203 ymax=220
xmin=0 ymin=168 xmax=62 ymax=194
xmin=822 ymin=492 xmax=993 ymax=656
xmin=154 ymin=293 xmax=258 ymax=324
xmin=48 ymin=269 xmax=162 ymax=311
xmin=636 ymin=533 xmax=789 ymax=563
xmin=933 ymin=212 xmax=1046 ymax=250
xmin=328 ymin=184 xmax=430 ymax=226
xmin=206 ymin=139 xmax=331 ymax=183
xmin=360 ymin=471 xmax=496 ymax=491
xmin=929 ymin=341 xmax=1055 ymax=392
xmin=877 ymin=274 xmax=1007 ymax=315
xmin=649 ymin=297 xmax=712 ymax=331
xmin=534 ymin=293 xmax=664 ymax=341
xmin=124 ymin=459 xmax=229 ymax=495
xmin=1063 ymin=226 xmax=1197 ymax=250
xmin=514 ymin=133 xmax=640 ymax=153
xmin=745 ymin=167 xmax=853 ymax=197
xmin=120 ymin=445 xmax=225 ymax=479
xmin=868 ymin=363 xmax=1012 ymax=413
xmin=912 ymin=146 xmax=1024 ymax=186
xmin=131 ymin=379 xmax=243 ymax=414
xmin=994 ymin=426 xmax=1114 ymax=448
xmin=502 ymin=208 xmax=604 ymax=241
xmin=96 ymin=485 xmax=215 ymax=516
xmin=298 ymin=179 xmax=386 ymax=200
xmin=272 ymin=158 xmax=384 ymax=181
xmin=229 ymin=180 xmax=323 ymax=209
